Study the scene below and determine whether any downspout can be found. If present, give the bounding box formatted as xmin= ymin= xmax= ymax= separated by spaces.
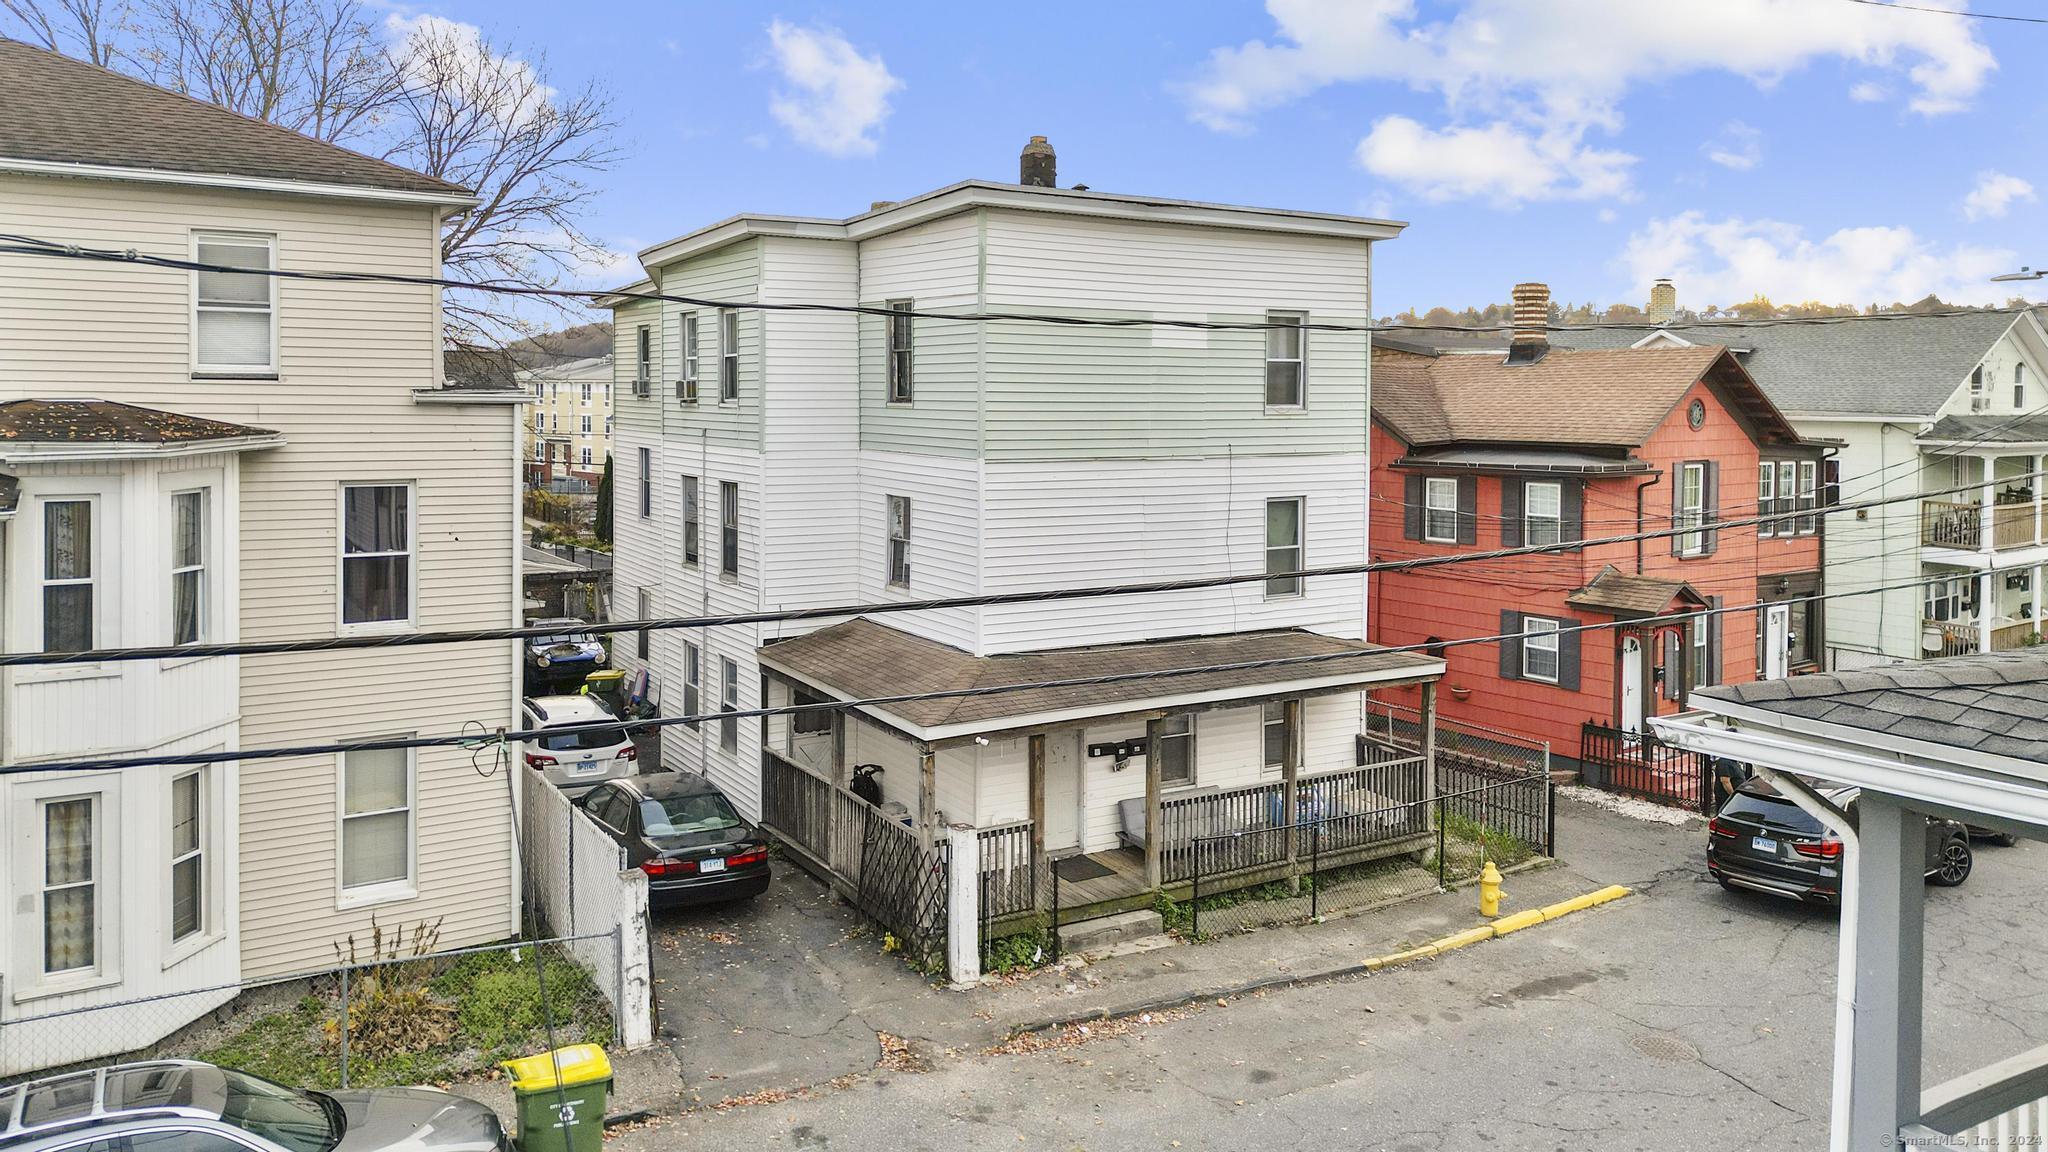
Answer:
xmin=1634 ymin=470 xmax=1663 ymax=575
xmin=1819 ymin=444 xmax=1840 ymax=669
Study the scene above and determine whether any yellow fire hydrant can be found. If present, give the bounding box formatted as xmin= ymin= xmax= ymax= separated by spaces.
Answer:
xmin=1478 ymin=861 xmax=1504 ymax=918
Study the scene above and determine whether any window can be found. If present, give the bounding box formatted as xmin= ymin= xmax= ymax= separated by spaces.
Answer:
xmin=42 ymin=796 xmax=96 ymax=974
xmin=887 ymin=300 xmax=914 ymax=403
xmin=533 ymin=411 xmax=544 ymax=432
xmin=1423 ymin=478 xmax=1459 ymax=543
xmin=720 ymin=481 xmax=739 ymax=577
xmin=171 ymin=490 xmax=206 ymax=645
xmin=793 ymin=688 xmax=833 ymax=736
xmin=1796 ymin=460 xmax=1818 ymax=534
xmin=683 ymin=642 xmax=702 ymax=720
xmin=1925 ymin=577 xmax=1965 ymax=621
xmin=1264 ymin=311 xmax=1306 ymax=407
xmin=581 ymin=381 xmax=592 ymax=403
xmin=580 ymin=448 xmax=591 ymax=466
xmin=1677 ymin=463 xmax=1706 ymax=556
xmin=886 ymin=495 xmax=912 ymax=587
xmin=604 ymin=416 xmax=612 ymax=435
xmin=1778 ymin=462 xmax=1797 ymax=533
xmin=682 ymin=476 xmax=700 ymax=566
xmin=1156 ymin=715 xmax=1195 ymax=787
xmin=1265 ymin=497 xmax=1303 ymax=597
xmin=170 ymin=771 xmax=204 ymax=942
xmin=551 ymin=413 xmax=559 ymax=432
xmin=719 ymin=309 xmax=739 ymax=402
xmin=1521 ymin=617 xmax=1561 ymax=683
xmin=2017 ymin=363 xmax=2028 ymax=410
xmin=1524 ymin=482 xmax=1561 ymax=547
xmin=1757 ymin=462 xmax=1777 ymax=536
xmin=534 ymin=442 xmax=545 ymax=461
xmin=635 ymin=588 xmax=651 ymax=661
xmin=581 ymin=415 xmax=591 ymax=434
xmin=1970 ymin=364 xmax=1988 ymax=413
xmin=637 ymin=448 xmax=651 ymax=518
xmin=341 ymin=485 xmax=411 ymax=626
xmin=193 ymin=232 xmax=275 ymax=372
xmin=635 ymin=325 xmax=651 ymax=387
xmin=340 ymin=747 xmax=411 ymax=894
xmin=681 ymin=314 xmax=700 ymax=402
xmin=42 ymin=499 xmax=93 ymax=653
xmin=1689 ymin=616 xmax=1710 ymax=691
xmin=720 ymin=657 xmax=739 ymax=753
xmin=1261 ymin=700 xmax=1293 ymax=776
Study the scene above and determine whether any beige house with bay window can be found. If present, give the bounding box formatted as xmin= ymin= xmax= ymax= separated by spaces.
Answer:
xmin=0 ymin=41 xmax=525 ymax=1075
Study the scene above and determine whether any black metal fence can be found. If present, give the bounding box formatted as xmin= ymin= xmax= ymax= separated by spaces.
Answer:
xmin=1580 ymin=722 xmax=1714 ymax=814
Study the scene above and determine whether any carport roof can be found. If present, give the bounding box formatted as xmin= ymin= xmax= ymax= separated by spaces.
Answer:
xmin=758 ymin=617 xmax=1443 ymax=742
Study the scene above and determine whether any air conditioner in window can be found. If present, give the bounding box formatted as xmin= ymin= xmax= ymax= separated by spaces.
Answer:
xmin=677 ymin=377 xmax=699 ymax=404
xmin=632 ymin=370 xmax=650 ymax=398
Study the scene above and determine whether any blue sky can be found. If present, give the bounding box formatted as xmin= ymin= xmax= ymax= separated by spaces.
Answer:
xmin=423 ymin=0 xmax=2045 ymax=316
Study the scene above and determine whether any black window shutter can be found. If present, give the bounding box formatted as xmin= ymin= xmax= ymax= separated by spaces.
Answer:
xmin=1706 ymin=595 xmax=1722 ymax=687
xmin=1670 ymin=469 xmax=1683 ymax=557
xmin=1501 ymin=480 xmax=1523 ymax=548
xmin=1558 ymin=618 xmax=1582 ymax=692
xmin=1499 ymin=610 xmax=1523 ymax=679
xmin=1457 ymin=475 xmax=1478 ymax=544
xmin=1561 ymin=479 xmax=1583 ymax=544
xmin=1702 ymin=461 xmax=1721 ymax=555
xmin=1403 ymin=474 xmax=1423 ymax=541
xmin=1662 ymin=629 xmax=1682 ymax=701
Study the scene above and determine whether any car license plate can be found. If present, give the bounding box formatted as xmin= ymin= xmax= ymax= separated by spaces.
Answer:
xmin=700 ymin=858 xmax=727 ymax=874
xmin=574 ymin=758 xmax=601 ymax=774
xmin=1752 ymin=836 xmax=1778 ymax=855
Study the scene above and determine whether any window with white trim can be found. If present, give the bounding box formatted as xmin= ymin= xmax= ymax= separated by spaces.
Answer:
xmin=581 ymin=381 xmax=592 ymax=403
xmin=1689 ymin=615 xmax=1710 ymax=691
xmin=1677 ymin=463 xmax=1706 ymax=556
xmin=635 ymin=326 xmax=651 ymax=388
xmin=1261 ymin=700 xmax=1293 ymax=776
xmin=793 ymin=687 xmax=833 ymax=736
xmin=1970 ymin=364 xmax=1989 ymax=413
xmin=1157 ymin=714 xmax=1195 ymax=787
xmin=637 ymin=448 xmax=651 ymax=518
xmin=719 ymin=309 xmax=739 ymax=402
xmin=340 ymin=747 xmax=411 ymax=894
xmin=1925 ymin=577 xmax=1965 ymax=621
xmin=681 ymin=314 xmax=700 ymax=402
xmin=2017 ymin=363 xmax=2028 ymax=410
xmin=886 ymin=495 xmax=912 ymax=587
xmin=1524 ymin=481 xmax=1561 ymax=547
xmin=1757 ymin=462 xmax=1776 ymax=536
xmin=1796 ymin=460 xmax=1818 ymax=534
xmin=720 ymin=481 xmax=739 ymax=577
xmin=1264 ymin=311 xmax=1306 ymax=407
xmin=171 ymin=490 xmax=207 ymax=645
xmin=1521 ymin=616 xmax=1561 ymax=683
xmin=580 ymin=447 xmax=592 ymax=466
xmin=720 ymin=657 xmax=739 ymax=753
xmin=1265 ymin=497 xmax=1303 ymax=597
xmin=682 ymin=476 xmax=700 ymax=566
xmin=341 ymin=484 xmax=411 ymax=626
xmin=581 ymin=415 xmax=592 ymax=434
xmin=683 ymin=641 xmax=702 ymax=721
xmin=887 ymin=301 xmax=914 ymax=403
xmin=170 ymin=770 xmax=204 ymax=943
xmin=41 ymin=795 xmax=97 ymax=974
xmin=193 ymin=232 xmax=276 ymax=373
xmin=635 ymin=588 xmax=651 ymax=661
xmin=1423 ymin=478 xmax=1459 ymax=544
xmin=42 ymin=499 xmax=94 ymax=653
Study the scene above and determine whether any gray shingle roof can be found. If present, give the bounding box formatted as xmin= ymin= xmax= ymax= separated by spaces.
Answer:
xmin=1920 ymin=414 xmax=2048 ymax=444
xmin=1694 ymin=651 xmax=2048 ymax=761
xmin=1565 ymin=567 xmax=1707 ymax=616
xmin=0 ymin=398 xmax=275 ymax=444
xmin=0 ymin=39 xmax=470 ymax=198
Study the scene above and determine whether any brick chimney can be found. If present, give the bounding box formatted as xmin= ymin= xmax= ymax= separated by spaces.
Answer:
xmin=1648 ymin=278 xmax=1677 ymax=323
xmin=1020 ymin=136 xmax=1056 ymax=187
xmin=1507 ymin=282 xmax=1550 ymax=364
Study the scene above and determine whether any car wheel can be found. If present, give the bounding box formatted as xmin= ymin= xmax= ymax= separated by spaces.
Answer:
xmin=1990 ymin=832 xmax=2019 ymax=848
xmin=1931 ymin=837 xmax=1974 ymax=887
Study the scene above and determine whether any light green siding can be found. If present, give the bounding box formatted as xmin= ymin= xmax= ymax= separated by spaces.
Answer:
xmin=658 ymin=239 xmax=762 ymax=452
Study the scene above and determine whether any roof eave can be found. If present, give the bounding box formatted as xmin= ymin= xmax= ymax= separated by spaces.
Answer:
xmin=0 ymin=155 xmax=478 ymax=207
xmin=411 ymin=387 xmax=531 ymax=406
xmin=0 ymin=431 xmax=286 ymax=462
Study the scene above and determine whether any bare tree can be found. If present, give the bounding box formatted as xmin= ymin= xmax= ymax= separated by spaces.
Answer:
xmin=2 ymin=0 xmax=131 ymax=65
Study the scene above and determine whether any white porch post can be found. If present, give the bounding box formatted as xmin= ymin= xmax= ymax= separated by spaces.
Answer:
xmin=1978 ymin=571 xmax=1995 ymax=654
xmin=2035 ymin=564 xmax=2044 ymax=635
xmin=1841 ymin=795 xmax=1927 ymax=1149
xmin=1420 ymin=680 xmax=1440 ymax=805
xmin=944 ymin=823 xmax=981 ymax=987
xmin=2035 ymin=454 xmax=2044 ymax=546
xmin=830 ymin=709 xmax=849 ymax=789
xmin=1981 ymin=454 xmax=1997 ymax=553
xmin=1144 ymin=717 xmax=1163 ymax=889
xmin=917 ymin=745 xmax=937 ymax=851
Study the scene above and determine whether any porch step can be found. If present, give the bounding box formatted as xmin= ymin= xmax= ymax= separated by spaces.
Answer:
xmin=1057 ymin=909 xmax=1164 ymax=956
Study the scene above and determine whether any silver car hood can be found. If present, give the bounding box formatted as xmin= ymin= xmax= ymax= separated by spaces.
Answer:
xmin=326 ymin=1088 xmax=504 ymax=1152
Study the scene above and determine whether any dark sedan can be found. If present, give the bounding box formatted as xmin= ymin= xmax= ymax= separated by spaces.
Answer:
xmin=578 ymin=773 xmax=771 ymax=907
xmin=1708 ymin=777 xmax=1972 ymax=905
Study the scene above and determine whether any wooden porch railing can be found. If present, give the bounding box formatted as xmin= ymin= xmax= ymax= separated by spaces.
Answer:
xmin=1926 ymin=618 xmax=2041 ymax=657
xmin=1921 ymin=499 xmax=2040 ymax=550
xmin=1156 ymin=757 xmax=1429 ymax=883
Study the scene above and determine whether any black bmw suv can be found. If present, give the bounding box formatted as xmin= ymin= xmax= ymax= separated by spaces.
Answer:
xmin=1708 ymin=777 xmax=1973 ymax=904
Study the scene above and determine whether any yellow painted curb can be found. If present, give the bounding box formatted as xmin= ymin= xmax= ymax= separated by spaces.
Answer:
xmin=1360 ymin=886 xmax=1634 ymax=973
xmin=1365 ymin=944 xmax=1440 ymax=971
xmin=1490 ymin=909 xmax=1547 ymax=936
xmin=1433 ymin=926 xmax=1497 ymax=953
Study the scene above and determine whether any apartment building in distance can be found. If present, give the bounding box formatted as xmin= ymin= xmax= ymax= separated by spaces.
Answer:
xmin=522 ymin=354 xmax=615 ymax=491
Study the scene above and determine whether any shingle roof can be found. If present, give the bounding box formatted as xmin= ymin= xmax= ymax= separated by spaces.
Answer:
xmin=1920 ymin=414 xmax=2048 ymax=445
xmin=1370 ymin=342 xmax=1796 ymax=449
xmin=0 ymin=39 xmax=471 ymax=198
xmin=1695 ymin=651 xmax=2048 ymax=762
xmin=759 ymin=618 xmax=1441 ymax=733
xmin=1565 ymin=567 xmax=1707 ymax=616
xmin=0 ymin=398 xmax=276 ymax=444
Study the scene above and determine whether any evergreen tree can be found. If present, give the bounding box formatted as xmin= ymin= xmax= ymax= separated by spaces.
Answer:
xmin=593 ymin=453 xmax=615 ymax=547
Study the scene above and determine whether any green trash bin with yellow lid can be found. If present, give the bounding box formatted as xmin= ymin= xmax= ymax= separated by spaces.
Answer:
xmin=501 ymin=1044 xmax=611 ymax=1152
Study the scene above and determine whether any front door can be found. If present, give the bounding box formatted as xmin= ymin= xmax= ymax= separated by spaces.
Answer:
xmin=1043 ymin=733 xmax=1082 ymax=854
xmin=1764 ymin=604 xmax=1791 ymax=680
xmin=1620 ymin=636 xmax=1645 ymax=734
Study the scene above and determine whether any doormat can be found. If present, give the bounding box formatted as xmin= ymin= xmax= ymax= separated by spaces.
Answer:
xmin=1054 ymin=855 xmax=1115 ymax=883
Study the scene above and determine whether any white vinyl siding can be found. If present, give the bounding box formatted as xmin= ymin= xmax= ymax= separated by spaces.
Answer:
xmin=1264 ymin=497 xmax=1303 ymax=598
xmin=1524 ymin=481 xmax=1561 ymax=547
xmin=1423 ymin=478 xmax=1458 ymax=544
xmin=1522 ymin=617 xmax=1561 ymax=683
xmin=339 ymin=746 xmax=413 ymax=903
xmin=192 ymin=232 xmax=276 ymax=373
xmin=1264 ymin=311 xmax=1305 ymax=407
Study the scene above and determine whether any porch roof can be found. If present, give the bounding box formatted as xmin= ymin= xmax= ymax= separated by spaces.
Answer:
xmin=759 ymin=618 xmax=1443 ymax=743
xmin=1565 ymin=566 xmax=1709 ymax=617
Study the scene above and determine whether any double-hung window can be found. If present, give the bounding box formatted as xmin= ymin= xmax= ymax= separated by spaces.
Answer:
xmin=681 ymin=314 xmax=700 ymax=402
xmin=887 ymin=301 xmax=914 ymax=403
xmin=720 ymin=481 xmax=739 ymax=577
xmin=1524 ymin=482 xmax=1562 ymax=547
xmin=683 ymin=642 xmax=702 ymax=721
xmin=1970 ymin=365 xmax=1989 ymax=413
xmin=635 ymin=326 xmax=651 ymax=389
xmin=1264 ymin=311 xmax=1306 ymax=407
xmin=635 ymin=588 xmax=651 ymax=661
xmin=342 ymin=484 xmax=411 ymax=626
xmin=1156 ymin=714 xmax=1195 ymax=787
xmin=720 ymin=657 xmax=740 ymax=752
xmin=193 ymin=232 xmax=275 ymax=373
xmin=42 ymin=499 xmax=94 ymax=653
xmin=42 ymin=795 xmax=96 ymax=974
xmin=171 ymin=490 xmax=207 ymax=645
xmin=719 ymin=309 xmax=739 ymax=402
xmin=886 ymin=495 xmax=912 ymax=587
xmin=1261 ymin=700 xmax=1293 ymax=776
xmin=1690 ymin=615 xmax=1711 ymax=690
xmin=1777 ymin=462 xmax=1797 ymax=535
xmin=1757 ymin=462 xmax=1778 ymax=536
xmin=1423 ymin=478 xmax=1459 ymax=544
xmin=340 ymin=747 xmax=412 ymax=896
xmin=581 ymin=415 xmax=591 ymax=434
xmin=2017 ymin=364 xmax=2028 ymax=411
xmin=1521 ymin=617 xmax=1561 ymax=683
xmin=1796 ymin=461 xmax=1819 ymax=534
xmin=1677 ymin=463 xmax=1707 ymax=556
xmin=169 ymin=771 xmax=204 ymax=942
xmin=581 ymin=381 xmax=593 ymax=404
xmin=682 ymin=476 xmax=700 ymax=566
xmin=1265 ymin=497 xmax=1304 ymax=597
xmin=637 ymin=448 xmax=652 ymax=518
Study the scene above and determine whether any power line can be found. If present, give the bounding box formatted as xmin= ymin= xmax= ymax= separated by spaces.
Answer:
xmin=3 ymin=466 xmax=2029 ymax=668
xmin=7 ymin=561 xmax=2031 ymax=775
xmin=1842 ymin=0 xmax=2048 ymax=25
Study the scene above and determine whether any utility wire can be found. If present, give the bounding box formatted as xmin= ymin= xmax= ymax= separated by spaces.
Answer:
xmin=5 ymin=561 xmax=2032 ymax=776
xmin=1841 ymin=0 xmax=2048 ymax=24
xmin=1 ymin=467 xmax=2029 ymax=668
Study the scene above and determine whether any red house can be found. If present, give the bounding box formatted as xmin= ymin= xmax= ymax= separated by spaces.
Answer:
xmin=1368 ymin=284 xmax=1826 ymax=783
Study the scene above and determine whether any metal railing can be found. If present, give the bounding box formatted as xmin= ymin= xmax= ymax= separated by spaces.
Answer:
xmin=1364 ymin=698 xmax=1551 ymax=781
xmin=1580 ymin=722 xmax=1713 ymax=814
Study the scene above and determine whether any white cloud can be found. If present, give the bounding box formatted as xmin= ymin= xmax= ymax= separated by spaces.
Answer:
xmin=1849 ymin=80 xmax=1889 ymax=102
xmin=1962 ymin=170 xmax=2036 ymax=221
xmin=1181 ymin=0 xmax=1994 ymax=203
xmin=385 ymin=13 xmax=553 ymax=127
xmin=1357 ymin=117 xmax=1633 ymax=204
xmin=1703 ymin=121 xmax=1762 ymax=170
xmin=1618 ymin=211 xmax=2016 ymax=308
xmin=765 ymin=21 xmax=902 ymax=157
